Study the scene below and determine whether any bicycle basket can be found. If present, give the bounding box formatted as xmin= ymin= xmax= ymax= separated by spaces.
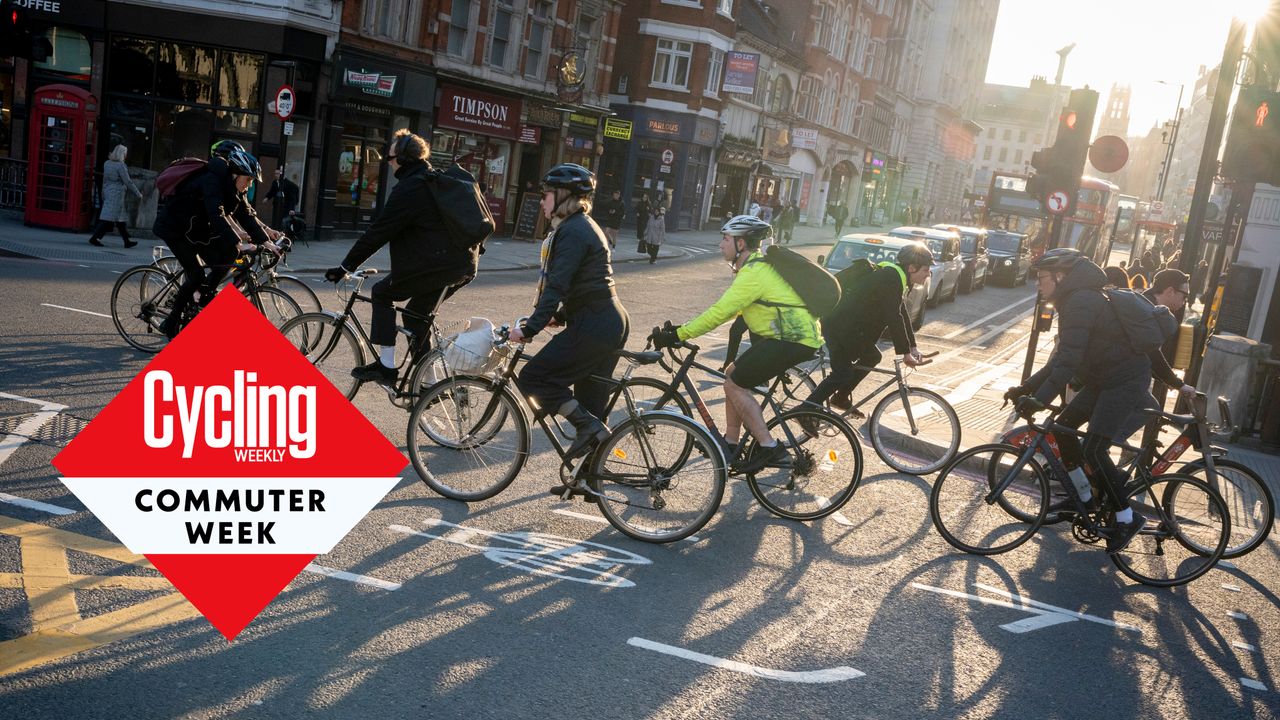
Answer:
xmin=441 ymin=317 xmax=504 ymax=375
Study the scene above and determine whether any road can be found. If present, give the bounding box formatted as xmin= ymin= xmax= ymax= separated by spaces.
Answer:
xmin=0 ymin=241 xmax=1276 ymax=719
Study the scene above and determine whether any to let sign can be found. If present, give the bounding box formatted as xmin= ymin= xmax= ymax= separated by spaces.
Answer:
xmin=437 ymin=85 xmax=522 ymax=140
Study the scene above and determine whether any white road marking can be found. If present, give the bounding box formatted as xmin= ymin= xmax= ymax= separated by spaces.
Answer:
xmin=1222 ymin=584 xmax=1243 ymax=592
xmin=931 ymin=309 xmax=1032 ymax=368
xmin=77 ymin=264 xmax=90 ymax=268
xmin=0 ymin=492 xmax=76 ymax=515
xmin=1228 ymin=611 xmax=1249 ymax=620
xmin=1233 ymin=641 xmax=1258 ymax=653
xmin=942 ymin=295 xmax=1038 ymax=339
xmin=111 ymin=270 xmax=123 ymax=275
xmin=912 ymin=582 xmax=1142 ymax=634
xmin=303 ymin=563 xmax=401 ymax=590
xmin=551 ymin=508 xmax=702 ymax=543
xmin=627 ymin=637 xmax=864 ymax=683
xmin=1240 ymin=677 xmax=1269 ymax=691
xmin=41 ymin=303 xmax=111 ymax=319
xmin=0 ymin=392 xmax=68 ymax=471
xmin=814 ymin=497 xmax=854 ymax=526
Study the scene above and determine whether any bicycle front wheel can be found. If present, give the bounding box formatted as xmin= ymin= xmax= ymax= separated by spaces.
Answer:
xmin=930 ymin=443 xmax=1048 ymax=555
xmin=589 ymin=411 xmax=725 ymax=543
xmin=776 ymin=365 xmax=819 ymax=412
xmin=278 ymin=313 xmax=364 ymax=399
xmin=111 ymin=266 xmax=175 ymax=353
xmin=1178 ymin=458 xmax=1275 ymax=558
xmin=743 ymin=408 xmax=862 ymax=521
xmin=408 ymin=375 xmax=529 ymax=502
xmin=268 ymin=275 xmax=323 ymax=314
xmin=252 ymin=286 xmax=303 ymax=328
xmin=1113 ymin=473 xmax=1229 ymax=587
xmin=869 ymin=386 xmax=961 ymax=475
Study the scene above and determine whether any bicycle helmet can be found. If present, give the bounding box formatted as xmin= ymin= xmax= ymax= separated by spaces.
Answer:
xmin=210 ymin=140 xmax=245 ymax=158
xmin=541 ymin=163 xmax=596 ymax=195
xmin=894 ymin=242 xmax=934 ymax=270
xmin=226 ymin=148 xmax=262 ymax=182
xmin=1032 ymin=247 xmax=1085 ymax=273
xmin=720 ymin=215 xmax=773 ymax=244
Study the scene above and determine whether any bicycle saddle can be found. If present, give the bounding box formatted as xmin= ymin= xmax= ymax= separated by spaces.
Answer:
xmin=617 ymin=349 xmax=663 ymax=365
xmin=1141 ymin=407 xmax=1197 ymax=426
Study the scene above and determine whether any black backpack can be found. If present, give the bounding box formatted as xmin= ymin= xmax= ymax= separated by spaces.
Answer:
xmin=1100 ymin=288 xmax=1178 ymax=353
xmin=427 ymin=163 xmax=495 ymax=255
xmin=833 ymin=258 xmax=878 ymax=290
xmin=751 ymin=245 xmax=842 ymax=318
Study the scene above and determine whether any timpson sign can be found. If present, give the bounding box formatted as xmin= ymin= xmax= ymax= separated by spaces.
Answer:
xmin=437 ymin=84 xmax=522 ymax=140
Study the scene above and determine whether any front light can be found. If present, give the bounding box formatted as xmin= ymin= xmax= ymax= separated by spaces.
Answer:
xmin=1003 ymin=259 xmax=1013 ymax=267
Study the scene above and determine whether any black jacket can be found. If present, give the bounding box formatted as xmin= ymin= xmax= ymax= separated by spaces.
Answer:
xmin=340 ymin=159 xmax=478 ymax=293
xmin=1026 ymin=261 xmax=1152 ymax=403
xmin=525 ymin=211 xmax=616 ymax=336
xmin=823 ymin=265 xmax=915 ymax=354
xmin=266 ymin=177 xmax=300 ymax=213
xmin=153 ymin=157 xmax=270 ymax=250
xmin=1143 ymin=287 xmax=1186 ymax=389
xmin=593 ymin=197 xmax=625 ymax=229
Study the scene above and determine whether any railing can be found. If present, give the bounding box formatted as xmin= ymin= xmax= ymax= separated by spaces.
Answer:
xmin=0 ymin=158 xmax=26 ymax=210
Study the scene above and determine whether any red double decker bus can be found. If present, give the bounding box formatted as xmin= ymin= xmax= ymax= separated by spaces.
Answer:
xmin=1059 ymin=176 xmax=1120 ymax=265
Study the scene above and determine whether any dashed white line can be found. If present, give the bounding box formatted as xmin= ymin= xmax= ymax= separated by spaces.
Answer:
xmin=1233 ymin=641 xmax=1258 ymax=653
xmin=627 ymin=637 xmax=864 ymax=683
xmin=0 ymin=492 xmax=76 ymax=515
xmin=302 ymin=563 xmax=401 ymax=590
xmin=1222 ymin=584 xmax=1243 ymax=593
xmin=41 ymin=303 xmax=111 ymax=319
xmin=1240 ymin=677 xmax=1270 ymax=691
xmin=942 ymin=295 xmax=1037 ymax=339
xmin=1228 ymin=611 xmax=1249 ymax=620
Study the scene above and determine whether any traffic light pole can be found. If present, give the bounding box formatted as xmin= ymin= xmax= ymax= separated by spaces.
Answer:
xmin=1021 ymin=214 xmax=1064 ymax=381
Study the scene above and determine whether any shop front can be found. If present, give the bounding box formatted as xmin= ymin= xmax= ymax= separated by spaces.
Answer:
xmin=710 ymin=137 xmax=758 ymax=223
xmin=788 ymin=147 xmax=819 ymax=224
xmin=318 ymin=48 xmax=436 ymax=236
xmin=608 ymin=107 xmax=712 ymax=231
xmin=432 ymin=83 xmax=522 ymax=235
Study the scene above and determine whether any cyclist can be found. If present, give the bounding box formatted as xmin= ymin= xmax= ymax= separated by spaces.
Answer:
xmin=325 ymin=129 xmax=479 ymax=386
xmin=508 ymin=163 xmax=629 ymax=461
xmin=153 ymin=146 xmax=278 ymax=339
xmin=1004 ymin=248 xmax=1153 ymax=553
xmin=802 ymin=242 xmax=932 ymax=417
xmin=652 ymin=215 xmax=821 ymax=474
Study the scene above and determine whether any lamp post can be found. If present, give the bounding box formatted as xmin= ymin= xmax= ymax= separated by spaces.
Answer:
xmin=1155 ymin=81 xmax=1185 ymax=203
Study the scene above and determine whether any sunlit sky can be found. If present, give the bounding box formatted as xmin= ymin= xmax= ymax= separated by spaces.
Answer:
xmin=985 ymin=1 xmax=1269 ymax=139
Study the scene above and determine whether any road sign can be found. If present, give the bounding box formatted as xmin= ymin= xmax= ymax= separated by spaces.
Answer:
xmin=661 ymin=148 xmax=674 ymax=165
xmin=273 ymin=85 xmax=295 ymax=121
xmin=1046 ymin=190 xmax=1070 ymax=215
xmin=1089 ymin=135 xmax=1129 ymax=174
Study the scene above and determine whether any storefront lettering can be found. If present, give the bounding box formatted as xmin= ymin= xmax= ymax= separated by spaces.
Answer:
xmin=343 ymin=69 xmax=397 ymax=98
xmin=647 ymin=119 xmax=681 ymax=136
xmin=40 ymin=97 xmax=79 ymax=109
xmin=452 ymin=96 xmax=511 ymax=123
xmin=14 ymin=0 xmax=61 ymax=12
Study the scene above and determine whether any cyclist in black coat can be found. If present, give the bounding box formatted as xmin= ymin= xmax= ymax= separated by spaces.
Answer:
xmin=325 ymin=129 xmax=479 ymax=386
xmin=509 ymin=164 xmax=629 ymax=461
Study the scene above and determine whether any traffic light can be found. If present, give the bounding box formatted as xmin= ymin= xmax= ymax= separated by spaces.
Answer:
xmin=1024 ymin=88 xmax=1098 ymax=215
xmin=1222 ymin=85 xmax=1280 ymax=185
xmin=0 ymin=1 xmax=52 ymax=62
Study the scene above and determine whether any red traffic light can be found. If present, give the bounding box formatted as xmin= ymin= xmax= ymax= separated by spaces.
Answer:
xmin=1256 ymin=100 xmax=1270 ymax=128
xmin=1061 ymin=110 xmax=1078 ymax=130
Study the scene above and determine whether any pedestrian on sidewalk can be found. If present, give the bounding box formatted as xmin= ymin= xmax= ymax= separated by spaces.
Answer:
xmin=643 ymin=201 xmax=666 ymax=264
xmin=832 ymin=203 xmax=848 ymax=237
xmin=265 ymin=167 xmax=300 ymax=227
xmin=593 ymin=188 xmax=625 ymax=249
xmin=634 ymin=193 xmax=651 ymax=251
xmin=776 ymin=202 xmax=796 ymax=244
xmin=89 ymin=144 xmax=142 ymax=248
xmin=1102 ymin=265 xmax=1129 ymax=288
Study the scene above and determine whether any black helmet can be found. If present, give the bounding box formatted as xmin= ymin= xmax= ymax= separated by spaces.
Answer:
xmin=894 ymin=242 xmax=934 ymax=270
xmin=542 ymin=163 xmax=596 ymax=195
xmin=1032 ymin=247 xmax=1085 ymax=273
xmin=210 ymin=140 xmax=245 ymax=158
xmin=226 ymin=148 xmax=262 ymax=182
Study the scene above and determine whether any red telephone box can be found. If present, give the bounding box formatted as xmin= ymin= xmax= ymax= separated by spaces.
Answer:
xmin=25 ymin=84 xmax=98 ymax=231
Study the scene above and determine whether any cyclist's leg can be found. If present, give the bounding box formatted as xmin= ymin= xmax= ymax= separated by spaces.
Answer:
xmin=401 ymin=284 xmax=454 ymax=356
xmin=368 ymin=275 xmax=413 ymax=366
xmin=160 ymin=238 xmax=205 ymax=335
xmin=573 ymin=301 xmax=629 ymax=420
xmin=727 ymin=339 xmax=817 ymax=446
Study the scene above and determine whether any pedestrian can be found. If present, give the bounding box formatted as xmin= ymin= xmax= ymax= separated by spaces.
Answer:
xmin=1130 ymin=273 xmax=1148 ymax=291
xmin=89 ymin=144 xmax=143 ymax=248
xmin=324 ymin=129 xmax=479 ymax=386
xmin=777 ymin=202 xmax=796 ymax=244
xmin=592 ymin=188 xmax=625 ymax=249
xmin=761 ymin=200 xmax=774 ymax=224
xmin=635 ymin=193 xmax=651 ymax=251
xmin=833 ymin=203 xmax=848 ymax=237
xmin=264 ymin=167 xmax=300 ymax=227
xmin=748 ymin=199 xmax=762 ymax=218
xmin=1191 ymin=259 xmax=1209 ymax=304
xmin=1103 ymin=265 xmax=1130 ymax=288
xmin=643 ymin=200 xmax=666 ymax=264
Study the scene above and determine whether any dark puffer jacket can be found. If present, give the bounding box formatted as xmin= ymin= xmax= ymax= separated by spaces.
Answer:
xmin=525 ymin=210 xmax=616 ymax=336
xmin=824 ymin=264 xmax=915 ymax=354
xmin=1027 ymin=260 xmax=1152 ymax=403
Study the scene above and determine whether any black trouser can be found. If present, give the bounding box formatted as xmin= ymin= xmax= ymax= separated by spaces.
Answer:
xmin=369 ymin=276 xmax=462 ymax=352
xmin=806 ymin=339 xmax=880 ymax=405
xmin=518 ymin=298 xmax=629 ymax=420
xmin=162 ymin=237 xmax=233 ymax=331
xmin=90 ymin=219 xmax=131 ymax=243
xmin=1053 ymin=379 xmax=1156 ymax=512
xmin=647 ymin=242 xmax=659 ymax=261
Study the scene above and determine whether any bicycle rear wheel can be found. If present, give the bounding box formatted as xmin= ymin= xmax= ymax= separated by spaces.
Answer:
xmin=930 ymin=443 xmax=1048 ymax=555
xmin=252 ymin=286 xmax=303 ymax=328
xmin=111 ymin=266 xmax=175 ymax=353
xmin=1113 ymin=473 xmax=1229 ymax=587
xmin=743 ymin=408 xmax=862 ymax=521
xmin=869 ymin=386 xmax=961 ymax=475
xmin=278 ymin=313 xmax=364 ymax=399
xmin=1178 ymin=458 xmax=1275 ymax=558
xmin=408 ymin=375 xmax=529 ymax=502
xmin=269 ymin=275 xmax=323 ymax=314
xmin=609 ymin=376 xmax=692 ymax=427
xmin=589 ymin=411 xmax=725 ymax=543
xmin=776 ymin=365 xmax=819 ymax=412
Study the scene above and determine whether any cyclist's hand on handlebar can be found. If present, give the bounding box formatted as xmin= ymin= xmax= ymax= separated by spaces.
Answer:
xmin=1178 ymin=383 xmax=1196 ymax=398
xmin=508 ymin=325 xmax=530 ymax=344
xmin=324 ymin=266 xmax=347 ymax=283
xmin=1014 ymin=395 xmax=1045 ymax=419
xmin=904 ymin=348 xmax=925 ymax=367
xmin=1002 ymin=385 xmax=1027 ymax=408
xmin=651 ymin=324 xmax=680 ymax=350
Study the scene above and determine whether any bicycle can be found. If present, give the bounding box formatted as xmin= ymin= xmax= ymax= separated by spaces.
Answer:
xmin=614 ymin=332 xmax=864 ymax=521
xmin=407 ymin=323 xmax=728 ymax=543
xmin=930 ymin=401 xmax=1231 ymax=587
xmin=152 ymin=235 xmax=320 ymax=315
xmin=1000 ymin=393 xmax=1274 ymax=559
xmin=110 ymin=245 xmax=303 ymax=352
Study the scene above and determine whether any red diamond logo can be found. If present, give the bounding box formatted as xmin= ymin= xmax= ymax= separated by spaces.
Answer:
xmin=53 ymin=290 xmax=407 ymax=641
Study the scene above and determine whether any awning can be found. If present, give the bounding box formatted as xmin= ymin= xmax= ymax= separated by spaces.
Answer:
xmin=760 ymin=161 xmax=802 ymax=179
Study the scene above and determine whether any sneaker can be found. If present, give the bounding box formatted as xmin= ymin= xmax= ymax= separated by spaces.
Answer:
xmin=732 ymin=442 xmax=793 ymax=476
xmin=829 ymin=391 xmax=852 ymax=412
xmin=124 ymin=240 xmax=138 ymax=248
xmin=1106 ymin=511 xmax=1147 ymax=554
xmin=351 ymin=360 xmax=397 ymax=386
xmin=797 ymin=415 xmax=822 ymax=438
xmin=88 ymin=238 xmax=105 ymax=247
xmin=1042 ymin=494 xmax=1100 ymax=525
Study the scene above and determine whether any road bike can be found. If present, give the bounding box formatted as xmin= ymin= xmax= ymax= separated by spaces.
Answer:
xmin=930 ymin=401 xmax=1231 ymax=587
xmin=152 ymin=235 xmax=320 ymax=315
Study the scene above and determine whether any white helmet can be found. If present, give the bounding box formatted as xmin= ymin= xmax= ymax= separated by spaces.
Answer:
xmin=721 ymin=214 xmax=773 ymax=245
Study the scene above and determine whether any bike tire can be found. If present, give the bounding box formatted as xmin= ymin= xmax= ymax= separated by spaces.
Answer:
xmin=743 ymin=408 xmax=863 ymax=521
xmin=408 ymin=375 xmax=529 ymax=502
xmin=1113 ymin=473 xmax=1229 ymax=587
xmin=777 ymin=365 xmax=819 ymax=412
xmin=269 ymin=274 xmax=323 ymax=314
xmin=869 ymin=386 xmax=961 ymax=475
xmin=589 ymin=411 xmax=725 ymax=543
xmin=929 ymin=443 xmax=1048 ymax=555
xmin=111 ymin=266 xmax=176 ymax=353
xmin=252 ymin=286 xmax=303 ymax=329
xmin=277 ymin=312 xmax=365 ymax=400
xmin=1177 ymin=457 xmax=1275 ymax=559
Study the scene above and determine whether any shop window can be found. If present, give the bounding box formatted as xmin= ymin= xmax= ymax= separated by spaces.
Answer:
xmin=216 ymin=110 xmax=260 ymax=137
xmin=107 ymin=37 xmax=156 ymax=96
xmin=107 ymin=120 xmax=152 ymax=171
xmin=447 ymin=0 xmax=473 ymax=58
xmin=488 ymin=0 xmax=516 ymax=69
xmin=35 ymin=28 xmax=92 ymax=81
xmin=525 ymin=1 xmax=553 ymax=79
xmin=651 ymin=39 xmax=692 ymax=90
xmin=156 ymin=43 xmax=216 ymax=105
xmin=218 ymin=52 xmax=264 ymax=111
xmin=151 ymin=104 xmax=215 ymax=171
xmin=704 ymin=48 xmax=724 ymax=96
xmin=717 ymin=0 xmax=733 ymax=15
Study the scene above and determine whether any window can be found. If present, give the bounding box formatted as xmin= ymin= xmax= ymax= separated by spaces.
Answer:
xmin=577 ymin=14 xmax=599 ymax=92
xmin=218 ymin=52 xmax=263 ymax=110
xmin=1014 ymin=149 xmax=1023 ymax=164
xmin=156 ymin=43 xmax=216 ymax=104
xmin=770 ymin=75 xmax=792 ymax=114
xmin=864 ymin=39 xmax=879 ymax=80
xmin=852 ymin=16 xmax=869 ymax=72
xmin=364 ymin=0 xmax=422 ymax=45
xmin=983 ymin=145 xmax=992 ymax=160
xmin=1002 ymin=128 xmax=1011 ymax=141
xmin=489 ymin=0 xmax=516 ymax=68
xmin=1018 ymin=129 xmax=1027 ymax=143
xmin=1034 ymin=133 xmax=1043 ymax=145
xmin=718 ymin=0 xmax=733 ymax=14
xmin=651 ymin=39 xmax=693 ymax=89
xmin=986 ymin=126 xmax=994 ymax=138
xmin=447 ymin=0 xmax=473 ymax=57
xmin=851 ymin=101 xmax=866 ymax=137
xmin=525 ymin=1 xmax=553 ymax=79
xmin=797 ymin=74 xmax=819 ymax=120
xmin=998 ymin=147 xmax=1007 ymax=162
xmin=705 ymin=48 xmax=724 ymax=95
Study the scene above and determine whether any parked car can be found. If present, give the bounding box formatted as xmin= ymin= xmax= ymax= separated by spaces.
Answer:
xmin=986 ymin=229 xmax=1031 ymax=286
xmin=887 ymin=226 xmax=963 ymax=306
xmin=934 ymin=224 xmax=989 ymax=293
xmin=819 ymin=234 xmax=927 ymax=331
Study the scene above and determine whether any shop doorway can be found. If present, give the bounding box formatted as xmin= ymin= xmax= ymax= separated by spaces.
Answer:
xmin=333 ymin=123 xmax=386 ymax=231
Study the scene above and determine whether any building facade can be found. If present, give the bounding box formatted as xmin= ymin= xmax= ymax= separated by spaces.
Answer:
xmin=971 ymin=77 xmax=1067 ymax=192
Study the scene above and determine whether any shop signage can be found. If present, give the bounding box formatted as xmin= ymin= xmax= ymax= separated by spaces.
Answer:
xmin=438 ymin=85 xmax=522 ymax=140
xmin=723 ymin=51 xmax=761 ymax=95
xmin=343 ymin=69 xmax=397 ymax=98
xmin=568 ymin=112 xmax=597 ymax=128
xmin=764 ymin=127 xmax=791 ymax=161
xmin=527 ymin=103 xmax=561 ymax=127
xmin=12 ymin=0 xmax=108 ymax=27
xmin=283 ymin=121 xmax=295 ymax=136
xmin=603 ymin=118 xmax=633 ymax=140
xmin=518 ymin=125 xmax=542 ymax=144
xmin=792 ymin=128 xmax=818 ymax=150
xmin=557 ymin=51 xmax=585 ymax=104
xmin=646 ymin=118 xmax=682 ymax=137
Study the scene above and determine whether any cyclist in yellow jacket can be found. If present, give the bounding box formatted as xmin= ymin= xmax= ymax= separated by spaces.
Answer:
xmin=653 ymin=215 xmax=820 ymax=474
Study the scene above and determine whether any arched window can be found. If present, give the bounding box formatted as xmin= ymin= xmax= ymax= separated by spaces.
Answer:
xmin=771 ymin=75 xmax=793 ymax=115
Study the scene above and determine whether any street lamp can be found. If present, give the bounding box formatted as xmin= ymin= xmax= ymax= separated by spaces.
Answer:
xmin=1155 ymin=80 xmax=1185 ymax=204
